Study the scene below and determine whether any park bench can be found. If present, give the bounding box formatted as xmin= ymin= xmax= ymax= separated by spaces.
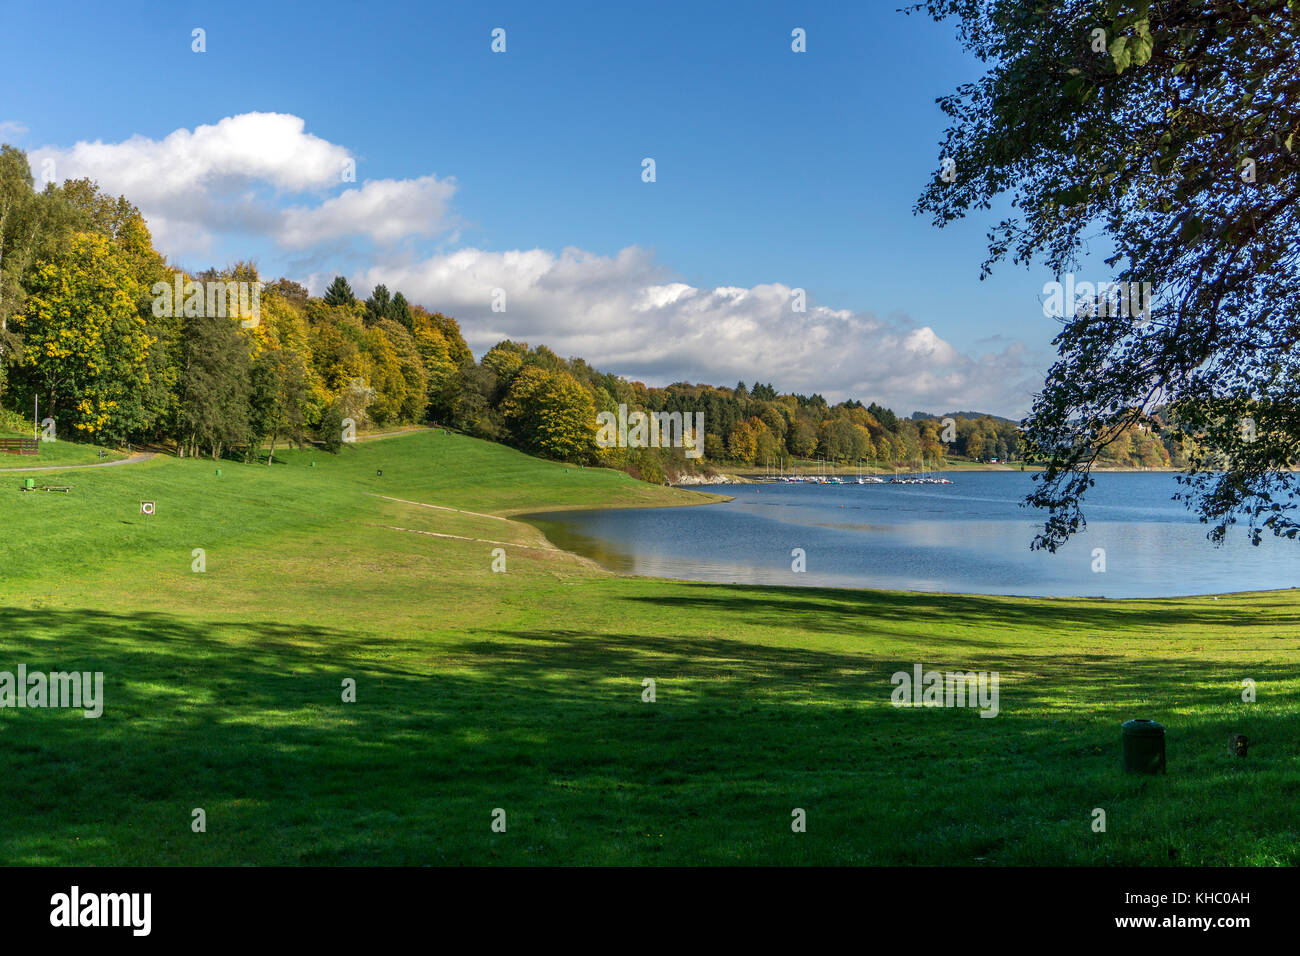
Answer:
xmin=19 ymin=480 xmax=70 ymax=492
xmin=0 ymin=437 xmax=38 ymax=456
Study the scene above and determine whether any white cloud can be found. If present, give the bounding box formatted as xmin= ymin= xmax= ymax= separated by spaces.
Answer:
xmin=0 ymin=121 xmax=29 ymax=139
xmin=278 ymin=176 xmax=457 ymax=248
xmin=350 ymin=246 xmax=1038 ymax=417
xmin=28 ymin=113 xmax=457 ymax=255
xmin=29 ymin=112 xmax=1037 ymax=416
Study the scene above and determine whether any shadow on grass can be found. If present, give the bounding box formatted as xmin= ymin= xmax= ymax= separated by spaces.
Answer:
xmin=621 ymin=582 xmax=1300 ymax=640
xmin=0 ymin=604 xmax=1295 ymax=867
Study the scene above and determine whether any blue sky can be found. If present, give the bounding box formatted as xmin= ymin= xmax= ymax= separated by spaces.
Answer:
xmin=0 ymin=0 xmax=1069 ymax=417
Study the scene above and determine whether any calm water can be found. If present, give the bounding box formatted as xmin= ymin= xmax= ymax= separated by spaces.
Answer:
xmin=525 ymin=472 xmax=1300 ymax=598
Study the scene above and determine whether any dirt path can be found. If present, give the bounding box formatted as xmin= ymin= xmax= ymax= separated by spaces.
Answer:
xmin=370 ymin=493 xmax=513 ymax=522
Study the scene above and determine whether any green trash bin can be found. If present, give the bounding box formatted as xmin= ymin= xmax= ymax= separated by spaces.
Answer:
xmin=1122 ymin=718 xmax=1166 ymax=774
xmin=23 ymin=478 xmax=35 ymax=490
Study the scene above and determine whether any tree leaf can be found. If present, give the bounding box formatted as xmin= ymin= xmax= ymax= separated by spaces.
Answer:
xmin=1132 ymin=33 xmax=1153 ymax=66
xmin=1111 ymin=35 xmax=1131 ymax=73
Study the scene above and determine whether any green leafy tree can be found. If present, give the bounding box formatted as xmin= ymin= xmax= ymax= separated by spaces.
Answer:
xmin=388 ymin=291 xmax=413 ymax=332
xmin=323 ymin=275 xmax=355 ymax=307
xmin=788 ymin=418 xmax=818 ymax=457
xmin=248 ymin=347 xmax=309 ymax=464
xmin=481 ymin=340 xmax=527 ymax=391
xmin=364 ymin=284 xmax=391 ymax=326
xmin=915 ymin=0 xmax=1300 ymax=547
xmin=176 ymin=311 xmax=251 ymax=460
xmin=318 ymin=401 xmax=345 ymax=453
xmin=0 ymin=145 xmax=40 ymax=397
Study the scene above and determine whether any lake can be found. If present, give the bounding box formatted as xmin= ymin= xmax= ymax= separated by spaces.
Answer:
xmin=523 ymin=472 xmax=1300 ymax=598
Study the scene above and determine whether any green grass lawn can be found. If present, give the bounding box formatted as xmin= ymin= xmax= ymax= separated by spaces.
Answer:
xmin=0 ymin=432 xmax=126 ymax=469
xmin=0 ymin=430 xmax=1295 ymax=865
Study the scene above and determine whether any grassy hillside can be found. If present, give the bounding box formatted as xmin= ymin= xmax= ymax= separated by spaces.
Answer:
xmin=0 ymin=432 xmax=125 ymax=469
xmin=0 ymin=430 xmax=1295 ymax=865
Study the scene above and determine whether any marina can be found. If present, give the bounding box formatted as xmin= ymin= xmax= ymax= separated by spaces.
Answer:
xmin=754 ymin=457 xmax=953 ymax=485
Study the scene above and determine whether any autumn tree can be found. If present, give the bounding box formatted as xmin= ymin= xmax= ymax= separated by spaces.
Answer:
xmin=501 ymin=366 xmax=597 ymax=462
xmin=375 ymin=318 xmax=429 ymax=423
xmin=727 ymin=419 xmax=758 ymax=463
xmin=14 ymin=231 xmax=151 ymax=439
xmin=411 ymin=313 xmax=461 ymax=423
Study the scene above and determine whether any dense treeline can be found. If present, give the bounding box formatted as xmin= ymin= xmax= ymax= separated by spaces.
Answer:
xmin=0 ymin=147 xmax=1186 ymax=476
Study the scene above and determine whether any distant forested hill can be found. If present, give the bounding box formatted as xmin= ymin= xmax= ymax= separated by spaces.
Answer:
xmin=0 ymin=145 xmax=1192 ymax=480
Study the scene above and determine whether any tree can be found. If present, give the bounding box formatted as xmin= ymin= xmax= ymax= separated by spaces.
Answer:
xmin=248 ymin=347 xmax=309 ymax=464
xmin=388 ymin=291 xmax=413 ymax=332
xmin=915 ymin=0 xmax=1300 ymax=548
xmin=818 ymin=418 xmax=858 ymax=461
xmin=265 ymin=277 xmax=310 ymax=306
xmin=788 ymin=418 xmax=818 ymax=457
xmin=411 ymin=315 xmax=460 ymax=423
xmin=318 ymin=401 xmax=345 ymax=453
xmin=176 ymin=311 xmax=251 ymax=460
xmin=359 ymin=323 xmax=409 ymax=425
xmin=363 ymin=284 xmax=391 ymax=326
xmin=500 ymin=366 xmax=597 ymax=462
xmin=455 ymin=364 xmax=502 ymax=438
xmin=417 ymin=309 xmax=474 ymax=368
xmin=323 ymin=275 xmax=355 ymax=307
xmin=248 ymin=353 xmax=283 ymax=463
xmin=753 ymin=418 xmax=783 ymax=463
xmin=375 ymin=318 xmax=428 ymax=423
xmin=481 ymin=340 xmax=527 ymax=390
xmin=727 ymin=420 xmax=757 ymax=463
xmin=0 ymin=145 xmax=39 ymax=397
xmin=851 ymin=424 xmax=874 ymax=462
xmin=308 ymin=311 xmax=366 ymax=394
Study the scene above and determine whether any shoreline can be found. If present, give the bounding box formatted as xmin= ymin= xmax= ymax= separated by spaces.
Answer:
xmin=516 ymin=477 xmax=1295 ymax=603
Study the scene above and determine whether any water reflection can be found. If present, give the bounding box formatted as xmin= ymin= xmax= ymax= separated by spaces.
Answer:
xmin=522 ymin=473 xmax=1300 ymax=598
